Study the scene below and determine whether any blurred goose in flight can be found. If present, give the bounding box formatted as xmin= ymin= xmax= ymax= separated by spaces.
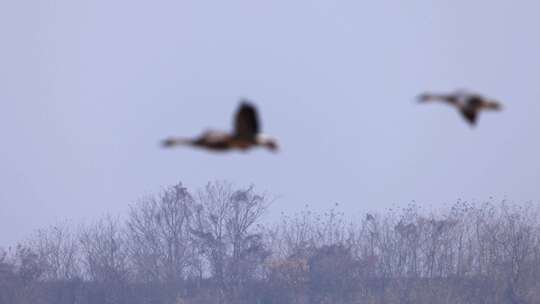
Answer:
xmin=162 ymin=101 xmax=278 ymax=152
xmin=418 ymin=90 xmax=502 ymax=126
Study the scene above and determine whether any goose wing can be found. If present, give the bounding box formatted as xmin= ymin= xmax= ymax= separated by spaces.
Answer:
xmin=234 ymin=101 xmax=260 ymax=140
xmin=460 ymin=109 xmax=478 ymax=125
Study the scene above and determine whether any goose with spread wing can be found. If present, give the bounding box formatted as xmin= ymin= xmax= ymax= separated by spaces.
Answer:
xmin=162 ymin=101 xmax=278 ymax=152
xmin=418 ymin=90 xmax=502 ymax=126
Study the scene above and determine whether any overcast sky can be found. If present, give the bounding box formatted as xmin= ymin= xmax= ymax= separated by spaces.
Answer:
xmin=1 ymin=0 xmax=540 ymax=246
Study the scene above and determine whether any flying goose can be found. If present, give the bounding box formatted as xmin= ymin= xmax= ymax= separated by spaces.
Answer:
xmin=162 ymin=101 xmax=278 ymax=152
xmin=418 ymin=90 xmax=502 ymax=126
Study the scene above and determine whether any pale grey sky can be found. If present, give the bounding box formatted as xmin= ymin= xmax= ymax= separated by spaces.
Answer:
xmin=1 ymin=1 xmax=540 ymax=246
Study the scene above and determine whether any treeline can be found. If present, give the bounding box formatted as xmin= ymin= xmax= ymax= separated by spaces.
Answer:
xmin=1 ymin=182 xmax=540 ymax=304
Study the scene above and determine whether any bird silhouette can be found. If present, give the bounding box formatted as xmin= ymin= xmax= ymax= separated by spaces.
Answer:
xmin=418 ymin=90 xmax=502 ymax=126
xmin=162 ymin=101 xmax=278 ymax=152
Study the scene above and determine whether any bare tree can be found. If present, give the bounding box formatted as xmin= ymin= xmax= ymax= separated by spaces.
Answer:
xmin=126 ymin=182 xmax=197 ymax=302
xmin=190 ymin=181 xmax=270 ymax=303
xmin=22 ymin=223 xmax=83 ymax=304
xmin=4 ymin=182 xmax=540 ymax=304
xmin=79 ymin=215 xmax=131 ymax=304
xmin=0 ymin=247 xmax=18 ymax=304
xmin=28 ymin=222 xmax=80 ymax=281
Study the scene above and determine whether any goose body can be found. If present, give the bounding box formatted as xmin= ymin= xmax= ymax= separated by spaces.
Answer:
xmin=162 ymin=101 xmax=278 ymax=152
xmin=418 ymin=91 xmax=502 ymax=125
